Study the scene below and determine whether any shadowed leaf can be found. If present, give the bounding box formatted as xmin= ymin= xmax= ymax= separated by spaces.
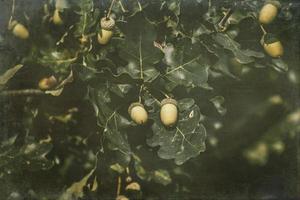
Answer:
xmin=213 ymin=33 xmax=264 ymax=64
xmin=0 ymin=64 xmax=23 ymax=90
xmin=146 ymin=97 xmax=206 ymax=165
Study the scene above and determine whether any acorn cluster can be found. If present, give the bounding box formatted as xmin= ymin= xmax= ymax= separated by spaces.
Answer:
xmin=9 ymin=1 xmax=283 ymax=56
xmin=9 ymin=12 xmax=116 ymax=91
xmin=9 ymin=9 xmax=116 ymax=46
xmin=128 ymin=98 xmax=178 ymax=127
xmin=258 ymin=0 xmax=284 ymax=58
xmin=8 ymin=1 xmax=286 ymax=125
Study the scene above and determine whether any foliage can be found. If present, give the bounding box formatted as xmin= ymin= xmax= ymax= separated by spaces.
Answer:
xmin=0 ymin=0 xmax=299 ymax=199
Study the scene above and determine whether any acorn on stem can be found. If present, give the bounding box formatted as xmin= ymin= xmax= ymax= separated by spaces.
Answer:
xmin=128 ymin=102 xmax=148 ymax=125
xmin=97 ymin=17 xmax=115 ymax=45
xmin=160 ymin=98 xmax=178 ymax=127
xmin=53 ymin=9 xmax=63 ymax=25
xmin=8 ymin=20 xmax=29 ymax=39
xmin=79 ymin=35 xmax=89 ymax=45
xmin=38 ymin=76 xmax=58 ymax=90
xmin=125 ymin=182 xmax=141 ymax=191
xmin=259 ymin=0 xmax=281 ymax=24
xmin=262 ymin=33 xmax=283 ymax=58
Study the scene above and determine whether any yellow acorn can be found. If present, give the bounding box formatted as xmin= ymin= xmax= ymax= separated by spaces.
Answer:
xmin=116 ymin=195 xmax=129 ymax=200
xmin=97 ymin=17 xmax=115 ymax=45
xmin=9 ymin=20 xmax=29 ymax=39
xmin=262 ymin=34 xmax=283 ymax=58
xmin=259 ymin=0 xmax=281 ymax=24
xmin=160 ymin=98 xmax=178 ymax=127
xmin=125 ymin=182 xmax=141 ymax=191
xmin=38 ymin=76 xmax=58 ymax=90
xmin=79 ymin=35 xmax=89 ymax=45
xmin=128 ymin=102 xmax=148 ymax=125
xmin=53 ymin=9 xmax=63 ymax=25
xmin=125 ymin=176 xmax=132 ymax=183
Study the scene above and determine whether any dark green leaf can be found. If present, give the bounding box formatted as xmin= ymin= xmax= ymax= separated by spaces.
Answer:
xmin=226 ymin=10 xmax=254 ymax=25
xmin=210 ymin=96 xmax=227 ymax=115
xmin=270 ymin=58 xmax=288 ymax=72
xmin=163 ymin=43 xmax=210 ymax=89
xmin=0 ymin=64 xmax=23 ymax=90
xmin=212 ymin=56 xmax=239 ymax=79
xmin=124 ymin=0 xmax=148 ymax=17
xmin=152 ymin=169 xmax=172 ymax=186
xmin=213 ymin=33 xmax=264 ymax=64
xmin=37 ymin=49 xmax=77 ymax=75
xmin=146 ymin=98 xmax=206 ymax=165
xmin=166 ymin=0 xmax=181 ymax=16
xmin=110 ymin=84 xmax=133 ymax=98
xmin=132 ymin=155 xmax=171 ymax=185
xmin=117 ymin=14 xmax=163 ymax=83
xmin=74 ymin=0 xmax=99 ymax=37
xmin=88 ymin=86 xmax=132 ymax=165
xmin=0 ymin=136 xmax=53 ymax=173
xmin=192 ymin=24 xmax=213 ymax=38
xmin=59 ymin=167 xmax=96 ymax=200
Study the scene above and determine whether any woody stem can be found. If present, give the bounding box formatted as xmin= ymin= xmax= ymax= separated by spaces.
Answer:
xmin=0 ymin=89 xmax=44 ymax=96
xmin=106 ymin=0 xmax=116 ymax=19
xmin=9 ymin=0 xmax=15 ymax=25
xmin=260 ymin=24 xmax=267 ymax=35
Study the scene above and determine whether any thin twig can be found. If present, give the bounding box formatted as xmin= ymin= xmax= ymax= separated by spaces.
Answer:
xmin=125 ymin=167 xmax=132 ymax=182
xmin=208 ymin=0 xmax=212 ymax=11
xmin=260 ymin=24 xmax=267 ymax=35
xmin=144 ymin=87 xmax=161 ymax=105
xmin=0 ymin=89 xmax=44 ymax=96
xmin=139 ymin=35 xmax=144 ymax=80
xmin=165 ymin=55 xmax=202 ymax=75
xmin=106 ymin=0 xmax=116 ymax=19
xmin=218 ymin=8 xmax=233 ymax=30
xmin=56 ymin=25 xmax=74 ymax=45
xmin=9 ymin=0 xmax=15 ymax=27
xmin=138 ymin=84 xmax=144 ymax=103
xmin=118 ymin=0 xmax=127 ymax=13
xmin=160 ymin=90 xmax=170 ymax=98
xmin=116 ymin=176 xmax=121 ymax=197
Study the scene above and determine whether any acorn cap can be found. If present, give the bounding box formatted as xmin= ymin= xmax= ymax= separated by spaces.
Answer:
xmin=263 ymin=33 xmax=280 ymax=44
xmin=100 ymin=17 xmax=115 ymax=31
xmin=161 ymin=98 xmax=178 ymax=107
xmin=128 ymin=102 xmax=144 ymax=115
xmin=49 ymin=75 xmax=58 ymax=84
xmin=264 ymin=0 xmax=281 ymax=9
xmin=125 ymin=176 xmax=132 ymax=183
xmin=8 ymin=20 xmax=18 ymax=30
